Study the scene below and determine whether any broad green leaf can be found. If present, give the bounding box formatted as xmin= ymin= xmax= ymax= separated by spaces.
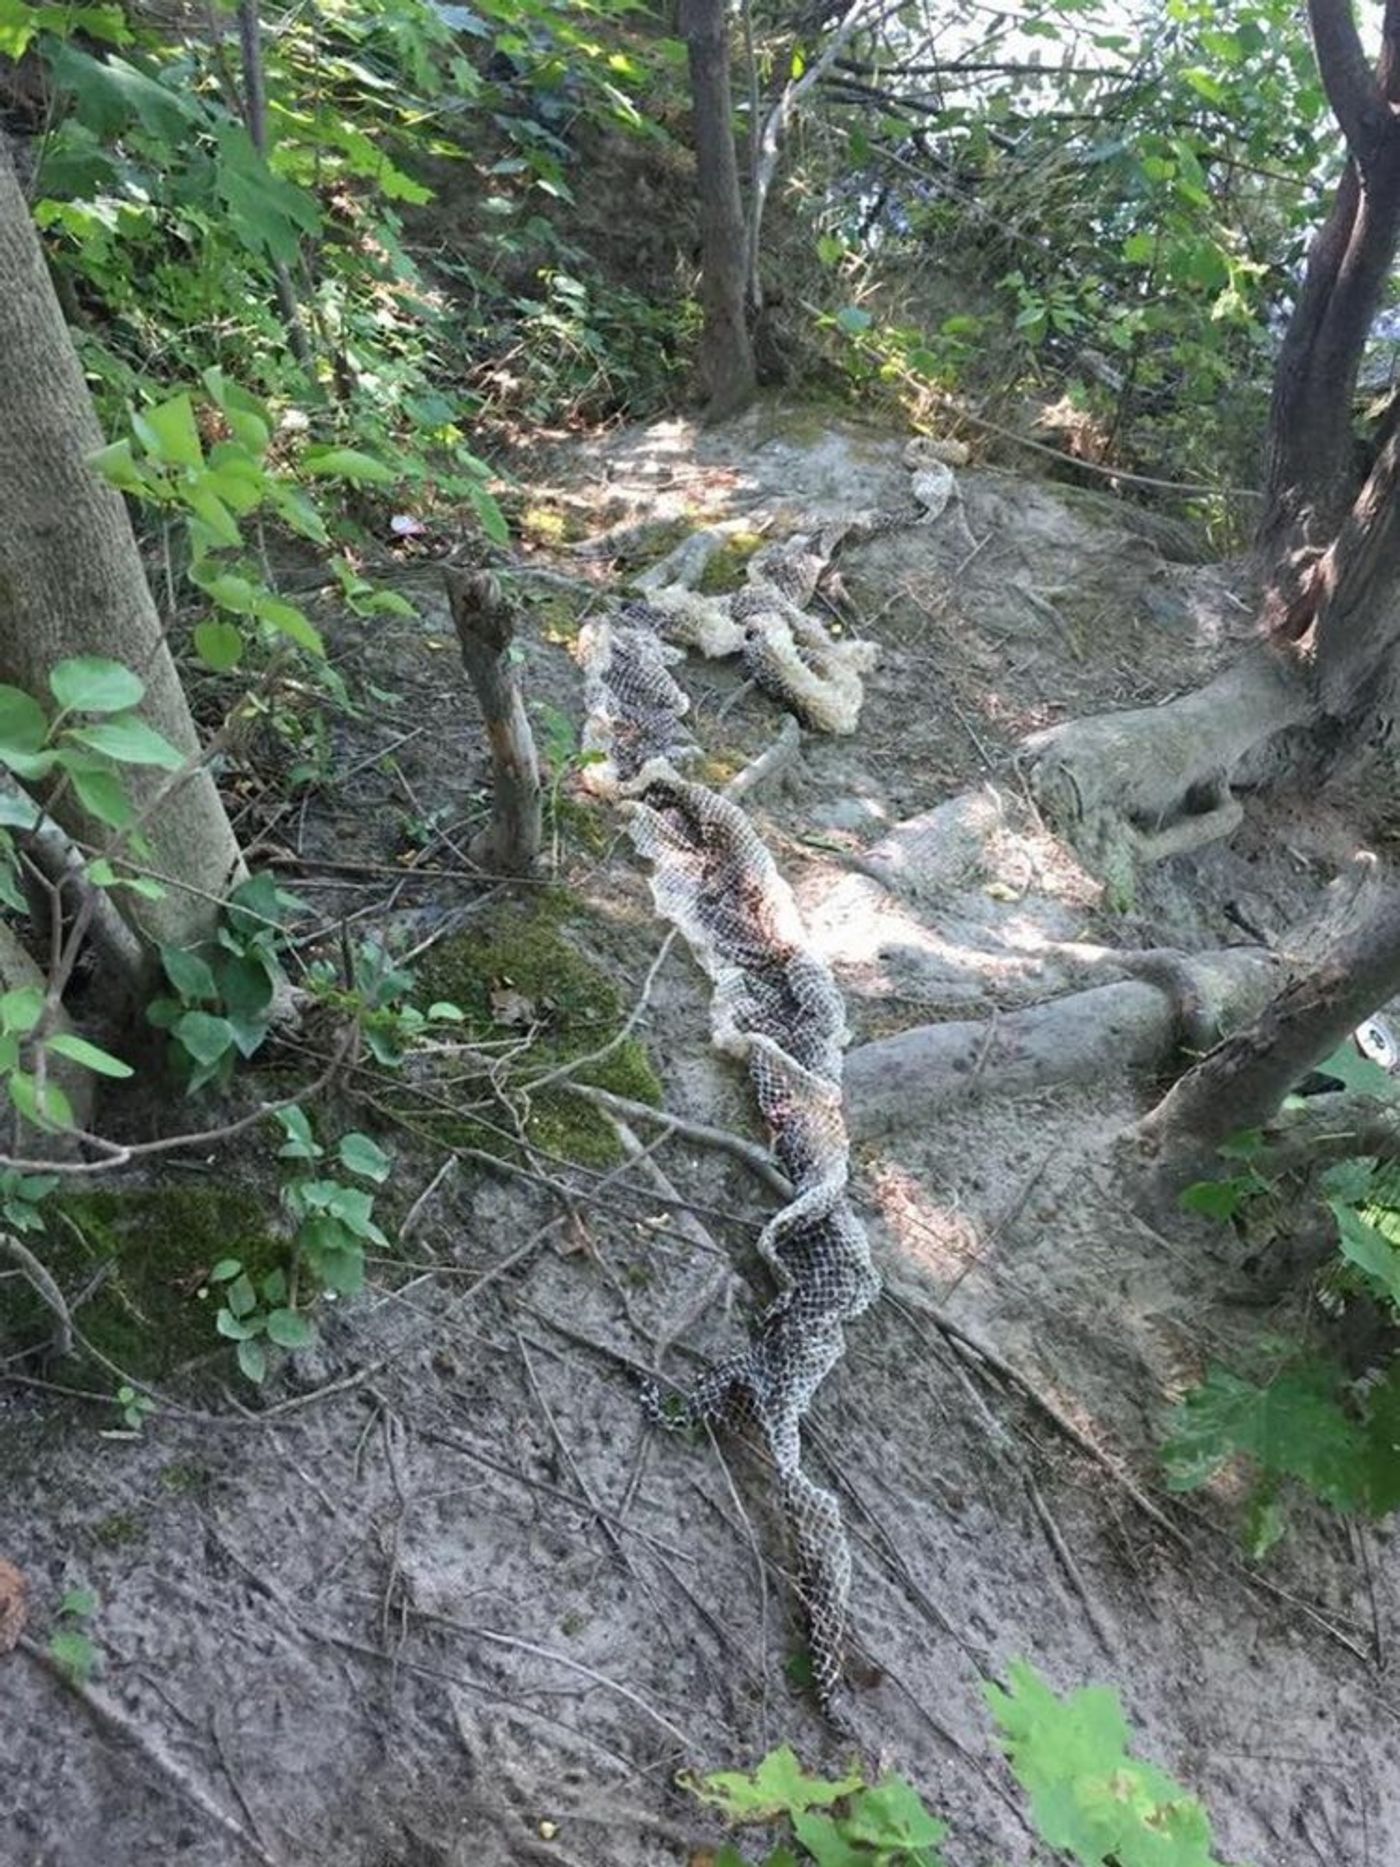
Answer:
xmin=0 ymin=686 xmax=49 ymax=757
xmin=835 ymin=306 xmax=872 ymax=335
xmin=193 ymin=620 xmax=244 ymax=672
xmin=173 ymin=1010 xmax=237 ymax=1066
xmin=209 ymin=1259 xmax=242 ymax=1282
xmin=69 ymin=764 xmax=135 ymax=830
xmin=68 ymin=715 xmax=185 ymax=770
xmin=0 ymin=987 xmax=44 ymax=1034
xmin=161 ymin=945 xmax=218 ymax=1003
xmin=135 ymin=392 xmax=203 ymax=470
xmin=276 ymin=1105 xmax=322 ymax=1160
xmin=0 ymin=792 xmax=39 ymax=830
xmin=1311 ymin=1040 xmax=1395 ymax=1098
xmin=254 ymin=595 xmax=324 ymax=656
xmin=45 ymin=1033 xmax=133 ymax=1078
xmin=1161 ymin=1361 xmax=1367 ymax=1512
xmin=688 ymin=1747 xmax=863 ymax=1823
xmin=1331 ymin=1202 xmax=1400 ymax=1306
xmin=300 ymin=446 xmax=396 ymax=485
xmin=236 ymin=1336 xmax=267 ymax=1383
xmin=216 ymin=1308 xmax=256 ymax=1340
xmin=339 ymin=1131 xmax=391 ymax=1183
xmin=186 ymin=485 xmax=243 ymax=549
xmin=8 ymin=1071 xmax=76 ymax=1133
xmin=48 ymin=656 xmax=144 ymax=715
xmin=266 ymin=1308 xmax=316 ymax=1349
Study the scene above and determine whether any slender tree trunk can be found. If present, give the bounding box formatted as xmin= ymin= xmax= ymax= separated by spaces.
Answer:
xmin=1138 ymin=886 xmax=1400 ymax=1158
xmin=0 ymin=145 xmax=244 ymax=960
xmin=235 ymin=0 xmax=313 ymax=375
xmin=1260 ymin=0 xmax=1400 ymax=561
xmin=680 ymin=0 xmax=757 ymax=421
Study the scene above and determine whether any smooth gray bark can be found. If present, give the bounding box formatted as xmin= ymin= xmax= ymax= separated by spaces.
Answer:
xmin=0 ymin=146 xmax=244 ymax=958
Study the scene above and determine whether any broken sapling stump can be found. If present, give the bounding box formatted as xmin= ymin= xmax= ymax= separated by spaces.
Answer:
xmin=444 ymin=567 xmax=542 ymax=875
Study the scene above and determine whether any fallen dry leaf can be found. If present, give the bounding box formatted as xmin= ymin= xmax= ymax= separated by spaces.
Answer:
xmin=0 ymin=1558 xmax=28 ymax=1653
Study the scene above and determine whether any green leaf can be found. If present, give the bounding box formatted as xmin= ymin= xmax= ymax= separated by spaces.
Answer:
xmin=253 ymin=595 xmax=324 ymax=656
xmin=60 ymin=1587 xmax=97 ymax=1618
xmin=0 ymin=792 xmax=39 ymax=830
xmin=134 ymin=392 xmax=203 ymax=470
xmin=173 ymin=1010 xmax=237 ymax=1066
xmin=49 ymin=657 xmax=144 ymax=715
xmin=216 ymin=1307 xmax=256 ymax=1340
xmin=161 ymin=946 xmax=218 ymax=1003
xmin=1332 ymin=1201 xmax=1400 ymax=1306
xmin=1161 ymin=1361 xmax=1367 ymax=1512
xmin=0 ymin=986 xmax=44 ymax=1034
xmin=236 ymin=1336 xmax=267 ymax=1383
xmin=688 ymin=1747 xmax=863 ymax=1823
xmin=89 ymin=437 xmax=147 ymax=493
xmin=0 ymin=686 xmax=49 ymax=758
xmin=49 ymin=1629 xmax=95 ymax=1680
xmin=300 ymin=446 xmax=396 ymax=486
xmin=266 ymin=1308 xmax=316 ymax=1349
xmin=987 ymin=1660 xmax=1229 ymax=1867
xmin=68 ymin=715 xmax=185 ymax=769
xmin=193 ymin=620 xmax=245 ymax=672
xmin=209 ymin=1259 xmax=243 ymax=1282
xmin=275 ymin=1105 xmax=322 ymax=1160
xmin=840 ymin=1776 xmax=948 ymax=1853
xmin=338 ymin=1132 xmax=391 ymax=1183
xmin=8 ymin=1072 xmax=75 ymax=1133
xmin=1311 ymin=1040 xmax=1395 ymax=1098
xmin=226 ymin=1271 xmax=258 ymax=1318
xmin=45 ymin=1032 xmax=133 ymax=1078
xmin=1179 ymin=1177 xmax=1253 ymax=1222
xmin=788 ymin=1812 xmax=865 ymax=1867
xmin=835 ymin=306 xmax=872 ymax=336
xmin=68 ymin=764 xmax=135 ymax=829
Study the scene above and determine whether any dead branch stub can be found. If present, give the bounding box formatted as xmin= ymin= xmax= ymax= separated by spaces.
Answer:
xmin=444 ymin=568 xmax=542 ymax=875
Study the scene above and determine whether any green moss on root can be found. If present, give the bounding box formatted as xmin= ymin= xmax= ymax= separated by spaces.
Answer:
xmin=0 ymin=1186 xmax=283 ymax=1379
xmin=408 ymin=897 xmax=662 ymax=1165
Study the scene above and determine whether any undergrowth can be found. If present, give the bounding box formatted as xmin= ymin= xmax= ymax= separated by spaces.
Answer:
xmin=688 ymin=1659 xmax=1242 ymax=1866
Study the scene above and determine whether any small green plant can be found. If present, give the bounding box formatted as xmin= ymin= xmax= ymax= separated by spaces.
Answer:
xmin=1162 ymin=1350 xmax=1400 ymax=1555
xmin=305 ymin=936 xmax=464 ymax=1067
xmin=148 ymin=872 xmax=301 ymax=1090
xmin=210 ymin=1109 xmax=392 ymax=1382
xmin=987 ymin=1661 xmax=1240 ymax=1867
xmin=113 ymin=1384 xmax=156 ymax=1432
xmin=687 ymin=1663 xmax=1239 ymax=1866
xmin=686 ymin=1745 xmax=946 ymax=1865
xmin=48 ymin=1588 xmax=98 ymax=1685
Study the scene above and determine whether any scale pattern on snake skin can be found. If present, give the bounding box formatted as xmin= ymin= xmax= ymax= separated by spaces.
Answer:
xmin=576 ymin=442 xmax=948 ymax=1703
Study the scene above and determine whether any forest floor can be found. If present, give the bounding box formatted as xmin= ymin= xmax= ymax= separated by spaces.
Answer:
xmin=4 ymin=404 xmax=1400 ymax=1867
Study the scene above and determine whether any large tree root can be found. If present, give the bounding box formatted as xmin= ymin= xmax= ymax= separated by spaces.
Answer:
xmin=844 ymin=948 xmax=1279 ymax=1138
xmin=1021 ymin=649 xmax=1311 ymax=865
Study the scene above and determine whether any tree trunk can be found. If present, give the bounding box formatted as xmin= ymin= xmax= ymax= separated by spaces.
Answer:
xmin=1137 ymin=886 xmax=1400 ymax=1159
xmin=1260 ymin=0 xmax=1400 ymax=559
xmin=444 ymin=568 xmax=542 ymax=874
xmin=235 ymin=0 xmax=313 ymax=375
xmin=0 ymin=145 xmax=244 ymax=961
xmin=680 ymin=0 xmax=757 ymax=422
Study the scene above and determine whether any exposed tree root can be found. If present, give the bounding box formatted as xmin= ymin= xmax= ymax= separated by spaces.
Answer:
xmin=1021 ymin=649 xmax=1310 ymax=870
xmin=844 ymin=948 xmax=1279 ymax=1138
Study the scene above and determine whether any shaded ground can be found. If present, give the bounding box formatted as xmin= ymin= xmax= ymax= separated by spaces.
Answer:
xmin=4 ymin=409 xmax=1400 ymax=1867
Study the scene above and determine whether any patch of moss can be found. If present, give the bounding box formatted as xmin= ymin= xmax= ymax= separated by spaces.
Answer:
xmin=697 ymin=746 xmax=745 ymax=786
xmin=0 ymin=1187 xmax=284 ymax=1380
xmin=408 ymin=898 xmax=663 ymax=1166
xmin=517 ymin=502 xmax=588 ymax=548
xmin=549 ymin=793 xmax=608 ymax=855
xmin=696 ymin=530 xmax=763 ymax=595
xmin=92 ymin=1510 xmax=145 ymax=1550
xmin=160 ymin=1460 xmax=211 ymax=1496
xmin=618 ymin=516 xmax=692 ymax=569
xmin=535 ymin=592 xmax=584 ymax=646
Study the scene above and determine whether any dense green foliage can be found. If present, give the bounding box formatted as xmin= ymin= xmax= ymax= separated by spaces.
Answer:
xmin=687 ymin=1662 xmax=1238 ymax=1865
